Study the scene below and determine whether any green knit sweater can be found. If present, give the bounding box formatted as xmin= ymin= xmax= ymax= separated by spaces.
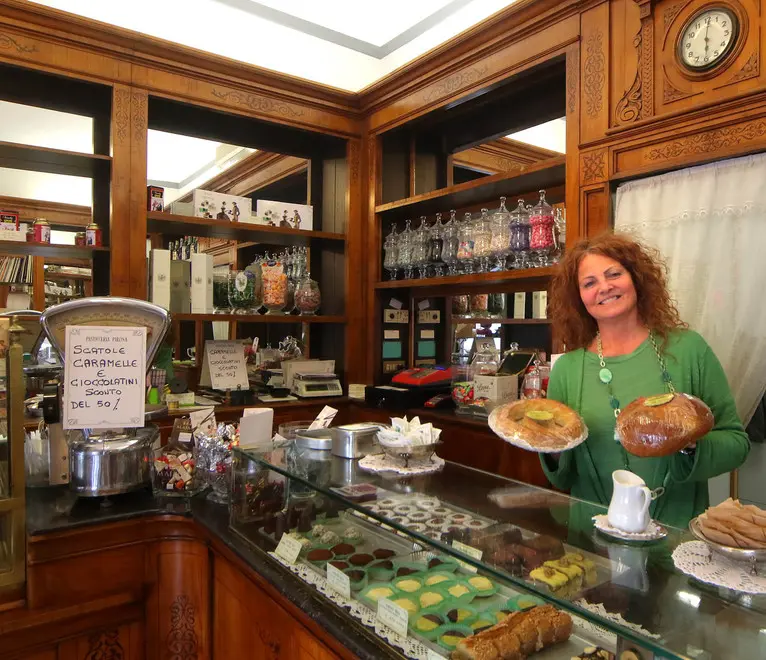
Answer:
xmin=540 ymin=329 xmax=750 ymax=528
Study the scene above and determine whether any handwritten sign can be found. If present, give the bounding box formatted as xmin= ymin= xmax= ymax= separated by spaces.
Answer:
xmin=326 ymin=563 xmax=351 ymax=598
xmin=199 ymin=340 xmax=249 ymax=390
xmin=274 ymin=533 xmax=302 ymax=564
xmin=63 ymin=326 xmax=146 ymax=429
xmin=452 ymin=540 xmax=483 ymax=574
xmin=377 ymin=598 xmax=409 ymax=638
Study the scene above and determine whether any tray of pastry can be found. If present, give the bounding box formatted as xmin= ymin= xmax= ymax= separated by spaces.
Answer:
xmin=349 ymin=493 xmax=498 ymax=543
xmin=439 ymin=523 xmax=624 ymax=602
xmin=379 ymin=546 xmax=614 ymax=659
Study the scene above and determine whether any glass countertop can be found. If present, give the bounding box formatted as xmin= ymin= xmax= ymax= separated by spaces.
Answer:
xmin=236 ymin=444 xmax=766 ymax=660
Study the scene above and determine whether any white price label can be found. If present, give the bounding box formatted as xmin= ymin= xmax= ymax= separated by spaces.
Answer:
xmin=308 ymin=405 xmax=338 ymax=430
xmin=348 ymin=384 xmax=366 ymax=399
xmin=377 ymin=598 xmax=409 ymax=638
xmin=389 ymin=298 xmax=404 ymax=310
xmin=275 ymin=534 xmax=302 ymax=564
xmin=325 ymin=563 xmax=351 ymax=598
xmin=417 ymin=299 xmax=431 ymax=310
xmin=452 ymin=540 xmax=483 ymax=574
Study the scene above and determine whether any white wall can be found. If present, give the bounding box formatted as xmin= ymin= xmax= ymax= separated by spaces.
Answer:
xmin=0 ymin=168 xmax=92 ymax=206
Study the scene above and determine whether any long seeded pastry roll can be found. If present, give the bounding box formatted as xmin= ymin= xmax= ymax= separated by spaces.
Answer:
xmin=450 ymin=636 xmax=500 ymax=660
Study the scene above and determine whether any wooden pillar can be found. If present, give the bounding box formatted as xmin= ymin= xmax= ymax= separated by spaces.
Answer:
xmin=345 ymin=137 xmax=365 ymax=384
xmin=110 ymin=85 xmax=133 ymax=297
xmin=129 ymin=89 xmax=149 ymax=299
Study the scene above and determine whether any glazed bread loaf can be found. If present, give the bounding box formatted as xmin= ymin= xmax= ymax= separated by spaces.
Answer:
xmin=616 ymin=393 xmax=713 ymax=457
xmin=489 ymin=398 xmax=587 ymax=452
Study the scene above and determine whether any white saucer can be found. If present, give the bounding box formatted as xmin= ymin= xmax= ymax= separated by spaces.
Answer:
xmin=592 ymin=514 xmax=667 ymax=542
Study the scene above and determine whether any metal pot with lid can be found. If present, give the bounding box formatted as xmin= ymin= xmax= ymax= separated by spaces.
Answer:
xmin=330 ymin=423 xmax=383 ymax=459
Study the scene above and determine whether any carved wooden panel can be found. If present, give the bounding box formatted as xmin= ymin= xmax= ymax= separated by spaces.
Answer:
xmin=145 ymin=541 xmax=209 ymax=660
xmin=583 ymin=186 xmax=611 ymax=238
xmin=657 ymin=0 xmax=763 ymax=113
xmin=615 ymin=112 xmax=766 ymax=175
xmin=581 ymin=4 xmax=610 ymax=143
xmin=453 ymin=139 xmax=557 ymax=174
xmin=580 ymin=149 xmax=609 ymax=185
xmin=56 ymin=623 xmax=143 ymax=660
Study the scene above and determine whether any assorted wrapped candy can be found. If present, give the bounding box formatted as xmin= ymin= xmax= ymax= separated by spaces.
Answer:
xmin=195 ymin=422 xmax=240 ymax=504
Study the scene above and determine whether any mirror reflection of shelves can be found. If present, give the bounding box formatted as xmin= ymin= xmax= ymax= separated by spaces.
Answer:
xmin=145 ymin=96 xmax=350 ymax=391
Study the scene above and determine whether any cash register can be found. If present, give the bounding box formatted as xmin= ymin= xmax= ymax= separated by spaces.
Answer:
xmin=365 ymin=365 xmax=453 ymax=410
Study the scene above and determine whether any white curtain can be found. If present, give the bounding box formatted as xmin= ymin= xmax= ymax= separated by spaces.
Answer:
xmin=614 ymin=153 xmax=766 ymax=427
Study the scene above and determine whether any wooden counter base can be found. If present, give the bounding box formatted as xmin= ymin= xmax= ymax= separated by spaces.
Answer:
xmin=1 ymin=509 xmax=360 ymax=660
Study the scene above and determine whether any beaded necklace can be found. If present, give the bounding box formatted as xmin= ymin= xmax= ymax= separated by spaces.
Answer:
xmin=596 ymin=331 xmax=676 ymax=445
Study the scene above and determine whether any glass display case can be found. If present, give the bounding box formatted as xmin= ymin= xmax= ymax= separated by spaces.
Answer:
xmin=230 ymin=442 xmax=765 ymax=660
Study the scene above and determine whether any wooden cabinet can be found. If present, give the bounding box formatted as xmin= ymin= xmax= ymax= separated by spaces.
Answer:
xmin=57 ymin=623 xmax=144 ymax=660
xmin=212 ymin=555 xmax=341 ymax=660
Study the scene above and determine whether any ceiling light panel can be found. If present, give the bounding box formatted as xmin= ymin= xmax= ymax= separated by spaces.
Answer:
xmin=507 ymin=118 xmax=566 ymax=154
xmin=251 ymin=0 xmax=455 ymax=46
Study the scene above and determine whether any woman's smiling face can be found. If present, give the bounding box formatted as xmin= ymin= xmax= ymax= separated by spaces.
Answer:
xmin=578 ymin=253 xmax=638 ymax=322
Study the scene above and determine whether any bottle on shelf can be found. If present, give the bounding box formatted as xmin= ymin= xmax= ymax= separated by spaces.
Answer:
xmin=472 ymin=208 xmax=493 ymax=273
xmin=490 ymin=196 xmax=512 ymax=272
xmin=383 ymin=223 xmax=399 ymax=280
xmin=412 ymin=216 xmax=430 ymax=279
xmin=457 ymin=212 xmax=475 ymax=274
xmin=509 ymin=199 xmax=531 ymax=270
xmin=440 ymin=209 xmax=460 ymax=276
xmin=530 ymin=189 xmax=556 ymax=267
xmin=429 ymin=213 xmax=445 ymax=277
xmin=397 ymin=219 xmax=414 ymax=280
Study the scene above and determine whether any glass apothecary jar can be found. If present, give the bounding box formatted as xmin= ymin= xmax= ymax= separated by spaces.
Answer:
xmin=510 ymin=198 xmax=531 ymax=269
xmin=487 ymin=293 xmax=506 ymax=319
xmin=411 ymin=216 xmax=430 ymax=279
xmin=469 ymin=293 xmax=489 ymax=318
xmin=457 ymin=212 xmax=475 ymax=274
xmin=441 ymin=209 xmax=459 ymax=276
xmin=383 ymin=223 xmax=399 ymax=280
xmin=228 ymin=270 xmax=257 ymax=314
xmin=529 ymin=189 xmax=556 ymax=267
xmin=397 ymin=219 xmax=414 ymax=280
xmin=213 ymin=272 xmax=230 ymax=313
xmin=472 ymin=208 xmax=493 ymax=273
xmin=490 ymin=197 xmax=512 ymax=271
xmin=262 ymin=259 xmax=289 ymax=314
xmin=429 ymin=213 xmax=445 ymax=277
xmin=295 ymin=273 xmax=321 ymax=315
xmin=450 ymin=349 xmax=473 ymax=415
xmin=452 ymin=294 xmax=469 ymax=317
xmin=245 ymin=259 xmax=263 ymax=312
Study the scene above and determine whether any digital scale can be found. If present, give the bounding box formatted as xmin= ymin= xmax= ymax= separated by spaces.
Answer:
xmin=292 ymin=371 xmax=343 ymax=398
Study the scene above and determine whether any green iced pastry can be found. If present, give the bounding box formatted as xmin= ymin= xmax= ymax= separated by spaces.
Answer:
xmin=508 ymin=594 xmax=545 ymax=611
xmin=393 ymin=577 xmax=423 ymax=593
xmin=418 ymin=589 xmax=446 ymax=609
xmin=413 ymin=611 xmax=444 ymax=633
xmin=445 ymin=606 xmax=475 ymax=623
xmin=467 ymin=575 xmax=496 ymax=594
xmin=447 ymin=583 xmax=474 ymax=600
xmin=437 ymin=624 xmax=474 ymax=650
xmin=392 ymin=597 xmax=418 ymax=614
xmin=424 ymin=572 xmax=455 ymax=587
xmin=360 ymin=585 xmax=394 ymax=605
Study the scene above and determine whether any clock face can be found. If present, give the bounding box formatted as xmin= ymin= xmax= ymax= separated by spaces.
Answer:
xmin=679 ymin=7 xmax=739 ymax=71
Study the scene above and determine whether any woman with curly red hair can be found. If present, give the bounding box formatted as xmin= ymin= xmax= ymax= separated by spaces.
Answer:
xmin=543 ymin=233 xmax=749 ymax=527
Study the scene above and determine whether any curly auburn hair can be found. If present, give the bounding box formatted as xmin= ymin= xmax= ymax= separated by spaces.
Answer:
xmin=549 ymin=233 xmax=686 ymax=350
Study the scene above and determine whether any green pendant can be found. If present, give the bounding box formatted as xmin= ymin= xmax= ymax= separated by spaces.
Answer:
xmin=599 ymin=367 xmax=613 ymax=384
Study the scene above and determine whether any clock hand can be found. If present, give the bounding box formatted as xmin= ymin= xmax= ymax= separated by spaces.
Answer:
xmin=704 ymin=22 xmax=710 ymax=53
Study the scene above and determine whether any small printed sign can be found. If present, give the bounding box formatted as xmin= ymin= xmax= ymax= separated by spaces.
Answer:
xmin=377 ymin=598 xmax=409 ymax=638
xmin=275 ymin=534 xmax=302 ymax=564
xmin=325 ymin=563 xmax=351 ymax=598
xmin=308 ymin=405 xmax=338 ymax=430
xmin=452 ymin=540 xmax=484 ymax=574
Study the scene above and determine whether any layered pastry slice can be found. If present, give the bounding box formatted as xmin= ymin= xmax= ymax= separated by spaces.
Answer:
xmin=562 ymin=552 xmax=597 ymax=586
xmin=529 ymin=565 xmax=571 ymax=596
xmin=543 ymin=557 xmax=584 ymax=593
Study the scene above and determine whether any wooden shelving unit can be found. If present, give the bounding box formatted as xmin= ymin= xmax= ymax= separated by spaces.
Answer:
xmin=43 ymin=271 xmax=92 ymax=281
xmin=375 ymin=157 xmax=565 ymax=219
xmin=0 ymin=140 xmax=111 ymax=178
xmin=0 ymin=241 xmax=108 ymax=259
xmin=173 ymin=313 xmax=346 ymax=323
xmin=147 ymin=211 xmax=345 ymax=248
xmin=374 ymin=266 xmax=556 ymax=290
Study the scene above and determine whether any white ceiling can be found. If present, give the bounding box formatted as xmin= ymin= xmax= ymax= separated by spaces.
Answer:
xmin=28 ymin=0 xmax=519 ymax=91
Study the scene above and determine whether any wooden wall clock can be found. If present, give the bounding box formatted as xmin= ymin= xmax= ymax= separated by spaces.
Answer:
xmin=674 ymin=3 xmax=747 ymax=79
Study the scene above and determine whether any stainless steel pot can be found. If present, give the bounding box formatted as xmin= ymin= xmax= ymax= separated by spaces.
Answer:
xmin=330 ymin=423 xmax=382 ymax=458
xmin=68 ymin=427 xmax=157 ymax=496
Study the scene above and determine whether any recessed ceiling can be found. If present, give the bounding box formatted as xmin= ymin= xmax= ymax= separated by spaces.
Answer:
xmin=28 ymin=0 xmax=519 ymax=91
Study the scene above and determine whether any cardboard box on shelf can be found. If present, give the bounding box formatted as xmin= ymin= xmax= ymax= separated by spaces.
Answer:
xmin=192 ymin=190 xmax=252 ymax=223
xmin=255 ymin=199 xmax=313 ymax=230
xmin=169 ymin=260 xmax=191 ymax=314
xmin=191 ymin=252 xmax=213 ymax=313
xmin=150 ymin=249 xmax=171 ymax=310
xmin=532 ymin=291 xmax=548 ymax=319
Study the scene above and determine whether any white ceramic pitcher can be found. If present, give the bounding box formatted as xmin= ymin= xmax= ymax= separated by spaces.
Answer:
xmin=607 ymin=470 xmax=653 ymax=533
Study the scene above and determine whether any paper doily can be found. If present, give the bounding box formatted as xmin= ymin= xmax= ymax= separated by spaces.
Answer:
xmin=574 ymin=599 xmax=661 ymax=640
xmin=358 ymin=453 xmax=445 ymax=475
xmin=593 ymin=515 xmax=667 ymax=542
xmin=672 ymin=540 xmax=766 ymax=595
xmin=269 ymin=551 xmax=437 ymax=660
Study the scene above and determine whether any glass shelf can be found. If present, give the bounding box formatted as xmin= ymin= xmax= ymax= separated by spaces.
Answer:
xmin=235 ymin=443 xmax=766 ymax=660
